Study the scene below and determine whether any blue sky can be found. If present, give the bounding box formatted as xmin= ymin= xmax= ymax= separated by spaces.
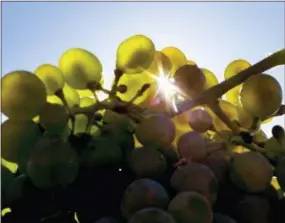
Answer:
xmin=2 ymin=2 xmax=284 ymax=136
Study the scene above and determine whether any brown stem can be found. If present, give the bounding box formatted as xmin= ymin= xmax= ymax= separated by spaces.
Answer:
xmin=176 ymin=49 xmax=285 ymax=114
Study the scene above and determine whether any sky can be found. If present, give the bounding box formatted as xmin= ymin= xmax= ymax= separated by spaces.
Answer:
xmin=1 ymin=2 xmax=285 ymax=137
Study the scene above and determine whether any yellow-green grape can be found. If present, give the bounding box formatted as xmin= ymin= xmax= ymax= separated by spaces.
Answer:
xmin=116 ymin=72 xmax=158 ymax=107
xmin=80 ymin=97 xmax=95 ymax=107
xmin=135 ymin=114 xmax=175 ymax=149
xmin=224 ymin=59 xmax=251 ymax=106
xmin=1 ymin=119 xmax=42 ymax=163
xmin=62 ymin=84 xmax=80 ymax=108
xmin=187 ymin=60 xmax=196 ymax=65
xmin=212 ymin=100 xmax=239 ymax=132
xmin=1 ymin=158 xmax=18 ymax=173
xmin=168 ymin=191 xmax=213 ymax=223
xmin=262 ymin=117 xmax=273 ymax=124
xmin=229 ymin=151 xmax=273 ymax=193
xmin=90 ymin=125 xmax=100 ymax=137
xmin=69 ymin=114 xmax=88 ymax=135
xmin=27 ymin=136 xmax=79 ymax=189
xmin=174 ymin=65 xmax=206 ymax=97
xmin=1 ymin=71 xmax=47 ymax=120
xmin=39 ymin=102 xmax=69 ymax=133
xmin=146 ymin=51 xmax=172 ymax=76
xmin=47 ymin=95 xmax=63 ymax=105
xmin=161 ymin=47 xmax=187 ymax=76
xmin=59 ymin=48 xmax=103 ymax=89
xmin=77 ymin=89 xmax=95 ymax=98
xmin=177 ymin=131 xmax=207 ymax=160
xmin=236 ymin=105 xmax=254 ymax=129
xmin=240 ymin=74 xmax=283 ymax=120
xmin=1 ymin=208 xmax=11 ymax=217
xmin=264 ymin=137 xmax=285 ymax=159
xmin=116 ymin=35 xmax=156 ymax=74
xmin=253 ymin=130 xmax=268 ymax=144
xmin=172 ymin=111 xmax=193 ymax=133
xmin=34 ymin=64 xmax=65 ymax=95
xmin=188 ymin=109 xmax=212 ymax=133
xmin=201 ymin=68 xmax=218 ymax=90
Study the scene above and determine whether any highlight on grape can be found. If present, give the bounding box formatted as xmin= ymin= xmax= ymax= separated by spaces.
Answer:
xmin=1 ymin=34 xmax=285 ymax=223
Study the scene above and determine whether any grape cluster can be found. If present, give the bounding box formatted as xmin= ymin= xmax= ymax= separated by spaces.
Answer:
xmin=1 ymin=34 xmax=285 ymax=223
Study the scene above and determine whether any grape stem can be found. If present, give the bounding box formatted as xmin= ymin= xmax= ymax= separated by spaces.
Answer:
xmin=230 ymin=138 xmax=267 ymax=153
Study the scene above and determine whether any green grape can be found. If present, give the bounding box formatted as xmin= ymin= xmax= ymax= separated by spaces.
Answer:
xmin=130 ymin=147 xmax=167 ymax=179
xmin=201 ymin=68 xmax=218 ymax=90
xmin=224 ymin=59 xmax=251 ymax=106
xmin=121 ymin=179 xmax=169 ymax=218
xmin=1 ymin=71 xmax=47 ymax=120
xmin=128 ymin=208 xmax=176 ymax=223
xmin=161 ymin=47 xmax=187 ymax=76
xmin=168 ymin=191 xmax=213 ymax=223
xmin=276 ymin=157 xmax=285 ymax=192
xmin=188 ymin=109 xmax=213 ymax=133
xmin=187 ymin=60 xmax=196 ymax=65
xmin=34 ymin=64 xmax=65 ymax=95
xmin=229 ymin=151 xmax=273 ymax=193
xmin=240 ymin=74 xmax=283 ymax=120
xmin=135 ymin=114 xmax=175 ymax=149
xmin=1 ymin=158 xmax=18 ymax=173
xmin=146 ymin=51 xmax=172 ymax=76
xmin=174 ymin=64 xmax=206 ymax=97
xmin=77 ymin=89 xmax=95 ymax=98
xmin=1 ymin=119 xmax=42 ymax=163
xmin=1 ymin=165 xmax=15 ymax=196
xmin=264 ymin=137 xmax=285 ymax=159
xmin=103 ymin=110 xmax=132 ymax=133
xmin=171 ymin=111 xmax=193 ymax=133
xmin=39 ymin=102 xmax=69 ymax=133
xmin=177 ymin=131 xmax=207 ymax=160
xmin=47 ymin=95 xmax=63 ymax=105
xmin=80 ymin=136 xmax=122 ymax=168
xmin=170 ymin=163 xmax=219 ymax=205
xmin=80 ymin=97 xmax=96 ymax=107
xmin=236 ymin=105 xmax=254 ymax=129
xmin=212 ymin=100 xmax=239 ymax=132
xmin=253 ymin=129 xmax=268 ymax=144
xmin=27 ymin=136 xmax=79 ymax=189
xmin=62 ymin=83 xmax=80 ymax=108
xmin=116 ymin=72 xmax=158 ymax=107
xmin=116 ymin=35 xmax=156 ymax=74
xmin=59 ymin=48 xmax=103 ymax=89
xmin=69 ymin=114 xmax=88 ymax=135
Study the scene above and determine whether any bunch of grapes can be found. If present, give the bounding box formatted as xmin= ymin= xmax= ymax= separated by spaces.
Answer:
xmin=1 ymin=34 xmax=285 ymax=223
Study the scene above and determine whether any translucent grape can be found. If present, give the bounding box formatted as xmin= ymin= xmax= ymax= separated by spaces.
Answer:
xmin=146 ymin=51 xmax=172 ymax=76
xmin=177 ymin=131 xmax=207 ymax=160
xmin=47 ymin=95 xmax=63 ymax=105
xmin=224 ymin=59 xmax=251 ymax=106
xmin=1 ymin=158 xmax=18 ymax=173
xmin=188 ymin=109 xmax=213 ymax=133
xmin=116 ymin=35 xmax=156 ymax=74
xmin=229 ymin=151 xmax=273 ymax=193
xmin=236 ymin=105 xmax=254 ymax=129
xmin=240 ymin=74 xmax=283 ymax=120
xmin=170 ymin=163 xmax=219 ymax=204
xmin=161 ymin=47 xmax=187 ymax=76
xmin=171 ymin=111 xmax=193 ymax=133
xmin=253 ymin=130 xmax=268 ymax=144
xmin=135 ymin=114 xmax=175 ymax=149
xmin=187 ymin=60 xmax=196 ymax=65
xmin=34 ymin=64 xmax=65 ymax=95
xmin=77 ymin=89 xmax=95 ymax=98
xmin=1 ymin=119 xmax=42 ymax=162
xmin=130 ymin=147 xmax=167 ymax=179
xmin=39 ymin=102 xmax=69 ymax=133
xmin=1 ymin=71 xmax=47 ymax=120
xmin=59 ymin=48 xmax=103 ymax=89
xmin=264 ymin=137 xmax=285 ymax=159
xmin=174 ymin=64 xmax=206 ymax=97
xmin=201 ymin=68 xmax=218 ymax=90
xmin=27 ymin=136 xmax=79 ymax=188
xmin=70 ymin=114 xmax=88 ymax=135
xmin=80 ymin=97 xmax=95 ymax=107
xmin=168 ymin=191 xmax=213 ymax=223
xmin=121 ymin=179 xmax=169 ymax=218
xmin=62 ymin=83 xmax=80 ymax=108
xmin=128 ymin=208 xmax=176 ymax=223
